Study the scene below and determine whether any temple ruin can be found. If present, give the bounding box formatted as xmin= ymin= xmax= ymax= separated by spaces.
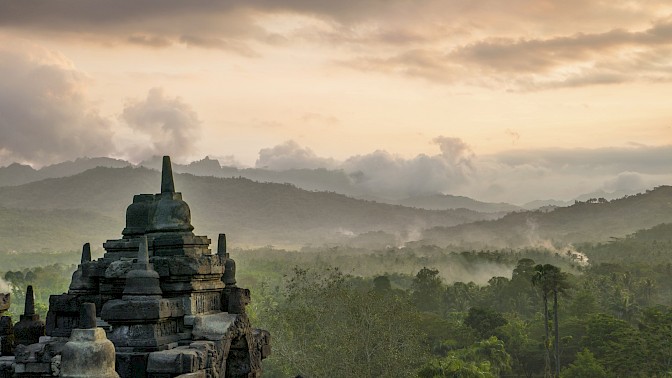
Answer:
xmin=0 ymin=156 xmax=271 ymax=377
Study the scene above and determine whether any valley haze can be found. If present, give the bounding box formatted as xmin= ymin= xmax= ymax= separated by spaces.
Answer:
xmin=2 ymin=3 xmax=672 ymax=376
xmin=0 ymin=157 xmax=670 ymax=253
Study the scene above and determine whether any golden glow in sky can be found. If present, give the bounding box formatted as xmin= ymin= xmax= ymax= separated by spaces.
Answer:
xmin=1 ymin=0 xmax=671 ymax=202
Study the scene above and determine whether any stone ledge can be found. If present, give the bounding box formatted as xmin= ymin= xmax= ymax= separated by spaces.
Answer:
xmin=175 ymin=372 xmax=206 ymax=378
xmin=102 ymin=298 xmax=184 ymax=321
xmin=147 ymin=347 xmax=203 ymax=374
xmin=192 ymin=313 xmax=237 ymax=341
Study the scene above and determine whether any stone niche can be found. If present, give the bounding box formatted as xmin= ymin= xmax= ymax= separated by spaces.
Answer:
xmin=4 ymin=155 xmax=271 ymax=378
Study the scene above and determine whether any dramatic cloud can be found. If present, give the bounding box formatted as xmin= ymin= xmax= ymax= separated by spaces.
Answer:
xmin=252 ymin=140 xmax=672 ymax=204
xmin=464 ymin=145 xmax=672 ymax=203
xmin=603 ymin=172 xmax=647 ymax=193
xmin=121 ymin=88 xmax=202 ymax=162
xmin=3 ymin=0 xmax=672 ymax=87
xmin=0 ymin=43 xmax=115 ymax=166
xmin=432 ymin=136 xmax=474 ymax=168
xmin=255 ymin=140 xmax=337 ymax=170
xmin=492 ymin=145 xmax=672 ymax=175
xmin=257 ymin=137 xmax=475 ymax=199
xmin=343 ymin=150 xmax=470 ymax=199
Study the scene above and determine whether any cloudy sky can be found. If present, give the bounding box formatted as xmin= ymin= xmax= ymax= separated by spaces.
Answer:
xmin=1 ymin=0 xmax=671 ymax=203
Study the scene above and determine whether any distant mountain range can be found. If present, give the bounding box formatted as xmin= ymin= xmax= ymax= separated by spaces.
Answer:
xmin=2 ymin=157 xmax=666 ymax=252
xmin=1 ymin=156 xmax=645 ymax=214
xmin=396 ymin=194 xmax=522 ymax=213
xmin=412 ymin=186 xmax=672 ymax=249
xmin=0 ymin=167 xmax=497 ymax=252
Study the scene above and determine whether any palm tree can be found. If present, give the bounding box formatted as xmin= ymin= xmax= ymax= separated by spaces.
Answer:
xmin=532 ymin=264 xmax=570 ymax=377
xmin=532 ymin=265 xmax=552 ymax=378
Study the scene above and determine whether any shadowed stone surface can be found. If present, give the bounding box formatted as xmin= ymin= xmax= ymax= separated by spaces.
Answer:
xmin=0 ymin=293 xmax=12 ymax=357
xmin=61 ymin=304 xmax=119 ymax=378
xmin=29 ymin=155 xmax=270 ymax=377
xmin=79 ymin=303 xmax=97 ymax=330
xmin=14 ymin=286 xmax=45 ymax=348
xmin=0 ymin=316 xmax=13 ymax=357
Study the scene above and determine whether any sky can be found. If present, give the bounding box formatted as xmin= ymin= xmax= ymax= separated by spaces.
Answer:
xmin=0 ymin=0 xmax=671 ymax=203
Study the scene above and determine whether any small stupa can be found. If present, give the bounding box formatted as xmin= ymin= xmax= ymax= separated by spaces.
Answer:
xmin=13 ymin=286 xmax=45 ymax=347
xmin=60 ymin=303 xmax=119 ymax=378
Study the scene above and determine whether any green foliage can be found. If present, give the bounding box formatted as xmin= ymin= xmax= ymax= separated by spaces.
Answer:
xmin=2 ymin=264 xmax=74 ymax=319
xmin=560 ymin=349 xmax=607 ymax=378
xmin=419 ymin=337 xmax=511 ymax=378
xmin=4 ymin=220 xmax=672 ymax=377
xmin=498 ymin=315 xmax=544 ymax=377
xmin=637 ymin=307 xmax=672 ymax=375
xmin=578 ymin=223 xmax=672 ymax=265
xmin=412 ymin=267 xmax=444 ymax=313
xmin=256 ymin=267 xmax=429 ymax=377
xmin=583 ymin=313 xmax=648 ymax=377
xmin=531 ymin=264 xmax=572 ymax=373
xmin=464 ymin=308 xmax=507 ymax=340
xmin=418 ymin=186 xmax=672 ymax=248
xmin=372 ymin=275 xmax=391 ymax=291
xmin=418 ymin=356 xmax=494 ymax=378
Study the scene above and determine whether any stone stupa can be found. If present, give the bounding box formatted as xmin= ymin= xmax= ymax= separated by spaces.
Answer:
xmin=2 ymin=156 xmax=270 ymax=378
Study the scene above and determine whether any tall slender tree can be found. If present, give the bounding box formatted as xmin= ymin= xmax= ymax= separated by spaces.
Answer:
xmin=532 ymin=265 xmax=552 ymax=378
xmin=532 ymin=264 xmax=570 ymax=377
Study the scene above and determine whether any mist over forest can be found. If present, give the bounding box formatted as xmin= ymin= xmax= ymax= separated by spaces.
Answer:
xmin=4 ymin=0 xmax=672 ymax=375
xmin=0 ymin=154 xmax=671 ymax=377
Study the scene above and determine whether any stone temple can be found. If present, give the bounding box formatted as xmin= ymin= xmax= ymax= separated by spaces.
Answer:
xmin=0 ymin=156 xmax=271 ymax=377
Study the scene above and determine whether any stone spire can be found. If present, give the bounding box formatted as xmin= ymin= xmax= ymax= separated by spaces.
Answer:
xmin=219 ymin=233 xmax=236 ymax=287
xmin=217 ymin=233 xmax=227 ymax=257
xmin=69 ymin=243 xmax=96 ymax=294
xmin=161 ymin=155 xmax=175 ymax=194
xmin=79 ymin=302 xmax=97 ymax=330
xmin=147 ymin=155 xmax=194 ymax=233
xmin=24 ymin=285 xmax=35 ymax=316
xmin=13 ymin=285 xmax=45 ymax=346
xmin=81 ymin=242 xmax=92 ymax=264
xmin=122 ymin=236 xmax=162 ymax=297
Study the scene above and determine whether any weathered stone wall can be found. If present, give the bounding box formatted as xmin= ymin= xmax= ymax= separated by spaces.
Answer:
xmin=2 ymin=156 xmax=270 ymax=377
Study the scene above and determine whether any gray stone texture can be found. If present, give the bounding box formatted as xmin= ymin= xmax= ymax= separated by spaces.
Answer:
xmin=14 ymin=286 xmax=45 ymax=348
xmin=0 ymin=317 xmax=13 ymax=356
xmin=32 ymin=155 xmax=269 ymax=377
xmin=60 ymin=328 xmax=119 ymax=378
xmin=0 ymin=356 xmax=14 ymax=378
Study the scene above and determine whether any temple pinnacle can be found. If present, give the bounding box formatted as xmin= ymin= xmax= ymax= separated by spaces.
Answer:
xmin=79 ymin=303 xmax=97 ymax=329
xmin=217 ymin=233 xmax=227 ymax=256
xmin=81 ymin=242 xmax=92 ymax=263
xmin=161 ymin=155 xmax=175 ymax=193
xmin=24 ymin=285 xmax=35 ymax=316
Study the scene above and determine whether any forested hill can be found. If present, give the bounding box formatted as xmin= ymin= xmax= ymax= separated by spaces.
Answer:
xmin=578 ymin=222 xmax=672 ymax=265
xmin=397 ymin=194 xmax=522 ymax=213
xmin=416 ymin=186 xmax=672 ymax=248
xmin=0 ymin=157 xmax=131 ymax=187
xmin=0 ymin=167 xmax=496 ymax=251
xmin=0 ymin=157 xmax=523 ymax=213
